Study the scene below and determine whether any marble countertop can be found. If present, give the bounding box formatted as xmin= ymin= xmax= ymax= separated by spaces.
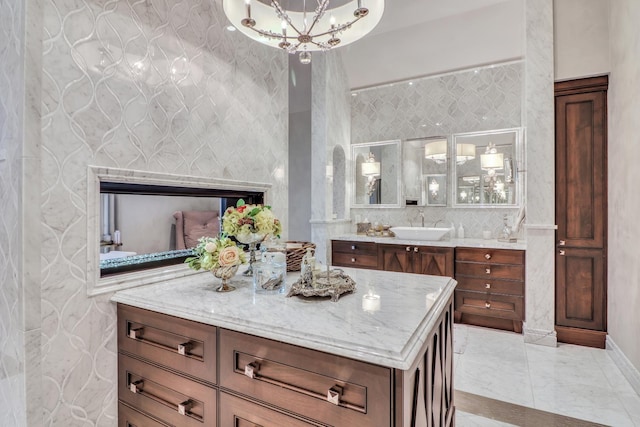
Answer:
xmin=334 ymin=235 xmax=527 ymax=250
xmin=111 ymin=267 xmax=456 ymax=370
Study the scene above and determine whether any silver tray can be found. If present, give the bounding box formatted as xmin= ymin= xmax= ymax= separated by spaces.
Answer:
xmin=287 ymin=269 xmax=356 ymax=302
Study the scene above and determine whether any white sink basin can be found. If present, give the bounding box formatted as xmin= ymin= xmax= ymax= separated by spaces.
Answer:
xmin=390 ymin=227 xmax=450 ymax=241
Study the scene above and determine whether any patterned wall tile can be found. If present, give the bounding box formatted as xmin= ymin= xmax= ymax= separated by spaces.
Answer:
xmin=350 ymin=63 xmax=524 ymax=237
xmin=39 ymin=0 xmax=288 ymax=424
xmin=0 ymin=0 xmax=27 ymax=423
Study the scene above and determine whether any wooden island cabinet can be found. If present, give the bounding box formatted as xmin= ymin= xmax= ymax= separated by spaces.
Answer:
xmin=113 ymin=268 xmax=456 ymax=427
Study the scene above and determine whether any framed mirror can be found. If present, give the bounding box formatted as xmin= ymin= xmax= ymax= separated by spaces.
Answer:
xmin=452 ymin=128 xmax=522 ymax=207
xmin=352 ymin=140 xmax=402 ymax=207
xmin=402 ymin=137 xmax=448 ymax=206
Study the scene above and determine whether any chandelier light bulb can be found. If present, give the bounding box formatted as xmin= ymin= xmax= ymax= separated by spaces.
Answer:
xmin=223 ymin=0 xmax=384 ymax=64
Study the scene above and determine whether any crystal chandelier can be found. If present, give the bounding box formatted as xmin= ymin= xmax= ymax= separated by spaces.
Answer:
xmin=223 ymin=0 xmax=385 ymax=64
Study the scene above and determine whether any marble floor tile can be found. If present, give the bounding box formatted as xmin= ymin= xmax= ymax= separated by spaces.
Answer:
xmin=456 ymin=410 xmax=518 ymax=427
xmin=455 ymin=324 xmax=639 ymax=427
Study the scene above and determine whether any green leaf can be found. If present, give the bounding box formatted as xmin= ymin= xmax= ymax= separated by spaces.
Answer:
xmin=236 ymin=199 xmax=245 ymax=207
xmin=248 ymin=207 xmax=261 ymax=216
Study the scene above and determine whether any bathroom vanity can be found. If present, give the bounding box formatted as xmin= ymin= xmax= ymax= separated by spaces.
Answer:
xmin=112 ymin=268 xmax=456 ymax=427
xmin=332 ymin=236 xmax=526 ymax=333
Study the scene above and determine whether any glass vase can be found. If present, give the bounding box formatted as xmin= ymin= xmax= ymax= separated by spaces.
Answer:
xmin=236 ymin=232 xmax=266 ymax=277
xmin=211 ymin=264 xmax=239 ymax=292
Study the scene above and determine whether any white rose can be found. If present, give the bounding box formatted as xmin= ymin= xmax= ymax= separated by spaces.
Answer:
xmin=204 ymin=241 xmax=217 ymax=253
xmin=218 ymin=246 xmax=241 ymax=266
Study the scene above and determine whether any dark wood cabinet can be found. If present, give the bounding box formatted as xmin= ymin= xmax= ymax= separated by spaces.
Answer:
xmin=332 ymin=240 xmax=379 ymax=269
xmin=454 ymin=247 xmax=526 ymax=333
xmin=555 ymin=76 xmax=608 ymax=348
xmin=379 ymin=244 xmax=454 ymax=277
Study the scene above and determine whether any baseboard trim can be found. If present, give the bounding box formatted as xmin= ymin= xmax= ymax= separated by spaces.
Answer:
xmin=556 ymin=326 xmax=606 ymax=349
xmin=523 ymin=327 xmax=557 ymax=347
xmin=606 ymin=336 xmax=640 ymax=397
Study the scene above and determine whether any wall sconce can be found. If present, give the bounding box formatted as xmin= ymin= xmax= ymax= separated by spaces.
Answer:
xmin=428 ymin=178 xmax=440 ymax=197
xmin=362 ymin=152 xmax=380 ymax=196
xmin=425 ymin=140 xmax=476 ymax=165
xmin=481 ymin=142 xmax=504 ymax=192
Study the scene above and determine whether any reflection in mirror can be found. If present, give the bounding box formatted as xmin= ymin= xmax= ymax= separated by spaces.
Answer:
xmin=352 ymin=140 xmax=401 ymax=207
xmin=425 ymin=174 xmax=447 ymax=206
xmin=404 ymin=137 xmax=448 ymax=206
xmin=453 ymin=128 xmax=521 ymax=207
xmin=99 ymin=182 xmax=264 ymax=276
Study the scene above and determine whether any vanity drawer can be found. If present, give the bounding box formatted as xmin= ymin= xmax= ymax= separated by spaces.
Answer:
xmin=117 ymin=304 xmax=217 ymax=385
xmin=219 ymin=329 xmax=392 ymax=427
xmin=455 ymin=248 xmax=524 ymax=265
xmin=332 ymin=240 xmax=378 ymax=256
xmin=455 ymin=291 xmax=524 ymax=321
xmin=219 ymin=392 xmax=319 ymax=427
xmin=456 ymin=276 xmax=524 ymax=296
xmin=455 ymin=262 xmax=524 ymax=281
xmin=119 ymin=402 xmax=169 ymax=427
xmin=332 ymin=252 xmax=379 ymax=269
xmin=118 ymin=353 xmax=216 ymax=427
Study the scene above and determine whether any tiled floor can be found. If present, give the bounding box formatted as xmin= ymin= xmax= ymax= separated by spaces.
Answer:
xmin=454 ymin=324 xmax=640 ymax=426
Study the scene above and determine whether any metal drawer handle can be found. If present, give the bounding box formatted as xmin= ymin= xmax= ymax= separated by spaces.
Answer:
xmin=485 ymin=302 xmax=491 ymax=309
xmin=178 ymin=400 xmax=193 ymax=416
xmin=129 ymin=380 xmax=143 ymax=394
xmin=351 ymin=245 xmax=356 ymax=250
xmin=559 ymin=240 xmax=566 ymax=246
xmin=406 ymin=246 xmax=411 ymax=252
xmin=327 ymin=385 xmax=343 ymax=405
xmin=485 ymin=253 xmax=491 ymax=260
xmin=242 ymin=363 xmax=363 ymax=412
xmin=244 ymin=362 xmax=259 ymax=379
xmin=178 ymin=342 xmax=192 ymax=356
xmin=559 ymin=250 xmax=565 ymax=256
xmin=485 ymin=268 xmax=491 ymax=274
xmin=414 ymin=247 xmax=419 ymax=253
xmin=351 ymin=257 xmax=356 ymax=263
xmin=485 ymin=283 xmax=491 ymax=289
xmin=129 ymin=327 xmax=143 ymax=339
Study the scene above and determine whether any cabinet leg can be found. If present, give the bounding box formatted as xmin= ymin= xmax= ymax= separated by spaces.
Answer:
xmin=513 ymin=321 xmax=522 ymax=334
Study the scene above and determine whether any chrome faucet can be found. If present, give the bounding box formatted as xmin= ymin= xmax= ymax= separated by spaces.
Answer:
xmin=433 ymin=219 xmax=444 ymax=228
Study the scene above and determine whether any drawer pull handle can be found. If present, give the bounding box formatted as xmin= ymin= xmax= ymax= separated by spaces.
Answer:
xmin=485 ymin=283 xmax=491 ymax=289
xmin=244 ymin=362 xmax=259 ymax=379
xmin=178 ymin=400 xmax=193 ymax=416
xmin=559 ymin=240 xmax=566 ymax=246
xmin=485 ymin=302 xmax=491 ymax=309
xmin=414 ymin=247 xmax=419 ymax=253
xmin=351 ymin=245 xmax=356 ymax=250
xmin=128 ymin=327 xmax=143 ymax=340
xmin=327 ymin=385 xmax=343 ymax=405
xmin=129 ymin=380 xmax=143 ymax=394
xmin=351 ymin=258 xmax=356 ymax=263
xmin=485 ymin=268 xmax=491 ymax=274
xmin=177 ymin=342 xmax=192 ymax=356
xmin=485 ymin=253 xmax=491 ymax=260
xmin=559 ymin=250 xmax=566 ymax=256
xmin=406 ymin=246 xmax=411 ymax=252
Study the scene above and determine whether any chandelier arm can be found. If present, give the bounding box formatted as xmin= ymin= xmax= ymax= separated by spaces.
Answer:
xmin=306 ymin=0 xmax=330 ymax=34
xmin=270 ymin=1 xmax=305 ymax=35
xmin=312 ymin=16 xmax=363 ymax=38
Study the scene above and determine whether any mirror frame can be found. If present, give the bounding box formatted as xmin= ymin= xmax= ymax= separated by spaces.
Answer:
xmin=87 ymin=166 xmax=272 ymax=296
xmin=452 ymin=127 xmax=523 ymax=208
xmin=351 ymin=140 xmax=402 ymax=208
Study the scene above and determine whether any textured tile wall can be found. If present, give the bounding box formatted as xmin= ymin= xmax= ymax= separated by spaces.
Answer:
xmin=39 ymin=0 xmax=288 ymax=424
xmin=350 ymin=63 xmax=524 ymax=237
xmin=0 ymin=0 xmax=26 ymax=423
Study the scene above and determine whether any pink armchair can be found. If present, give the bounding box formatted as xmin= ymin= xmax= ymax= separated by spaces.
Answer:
xmin=173 ymin=210 xmax=220 ymax=250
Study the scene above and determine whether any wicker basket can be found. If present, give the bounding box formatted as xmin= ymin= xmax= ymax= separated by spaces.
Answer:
xmin=286 ymin=241 xmax=316 ymax=272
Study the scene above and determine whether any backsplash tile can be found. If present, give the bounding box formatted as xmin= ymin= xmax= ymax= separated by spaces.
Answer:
xmin=350 ymin=62 xmax=524 ymax=238
xmin=39 ymin=0 xmax=288 ymax=424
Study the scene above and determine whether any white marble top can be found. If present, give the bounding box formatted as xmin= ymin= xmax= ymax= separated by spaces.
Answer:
xmin=111 ymin=268 xmax=456 ymax=370
xmin=334 ymin=235 xmax=527 ymax=250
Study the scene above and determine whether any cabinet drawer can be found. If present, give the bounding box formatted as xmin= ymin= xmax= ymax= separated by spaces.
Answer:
xmin=332 ymin=240 xmax=377 ymax=255
xmin=332 ymin=252 xmax=379 ymax=269
xmin=456 ymin=248 xmax=524 ymax=265
xmin=119 ymin=402 xmax=169 ymax=427
xmin=117 ymin=304 xmax=216 ymax=385
xmin=219 ymin=392 xmax=319 ymax=427
xmin=118 ymin=353 xmax=216 ymax=427
xmin=455 ymin=262 xmax=524 ymax=281
xmin=456 ymin=276 xmax=524 ymax=296
xmin=219 ymin=329 xmax=391 ymax=427
xmin=455 ymin=290 xmax=524 ymax=321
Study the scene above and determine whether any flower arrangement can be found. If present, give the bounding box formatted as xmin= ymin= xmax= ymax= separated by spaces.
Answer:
xmin=185 ymin=235 xmax=247 ymax=271
xmin=222 ymin=199 xmax=282 ymax=241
